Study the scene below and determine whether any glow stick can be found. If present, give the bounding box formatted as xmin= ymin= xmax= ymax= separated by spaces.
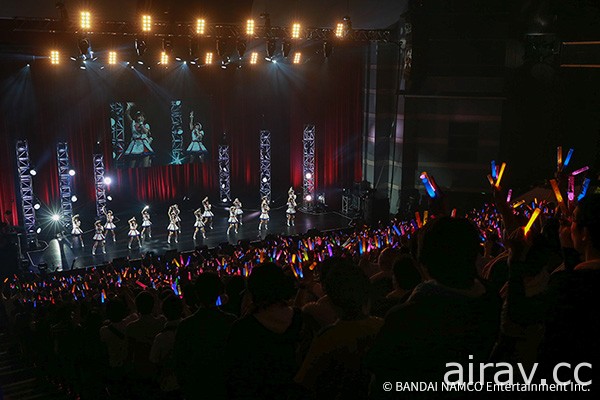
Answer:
xmin=423 ymin=210 xmax=428 ymax=226
xmin=136 ymin=280 xmax=147 ymax=289
xmin=523 ymin=208 xmax=541 ymax=236
xmin=491 ymin=160 xmax=497 ymax=179
xmin=451 ymin=208 xmax=457 ymax=218
xmin=392 ymin=225 xmax=401 ymax=236
xmin=578 ymin=178 xmax=591 ymax=201
xmin=511 ymin=200 xmax=525 ymax=208
xmin=549 ymin=179 xmax=567 ymax=214
xmin=571 ymin=166 xmax=589 ymax=176
xmin=495 ymin=163 xmax=506 ymax=188
xmin=506 ymin=189 xmax=512 ymax=203
xmin=557 ymin=146 xmax=563 ymax=171
xmin=563 ymin=148 xmax=574 ymax=168
xmin=415 ymin=212 xmax=422 ymax=228
xmin=420 ymin=172 xmax=437 ymax=198
xmin=567 ymin=176 xmax=575 ymax=202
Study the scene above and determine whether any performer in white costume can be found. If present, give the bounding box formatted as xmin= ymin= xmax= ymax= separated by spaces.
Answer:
xmin=233 ymin=198 xmax=243 ymax=225
xmin=227 ymin=205 xmax=239 ymax=235
xmin=286 ymin=187 xmax=297 ymax=227
xmin=259 ymin=197 xmax=270 ymax=231
xmin=186 ymin=111 xmax=208 ymax=162
xmin=128 ymin=217 xmax=141 ymax=250
xmin=92 ymin=220 xmax=106 ymax=255
xmin=124 ymin=104 xmax=154 ymax=168
xmin=71 ymin=214 xmax=84 ymax=248
xmin=193 ymin=208 xmax=206 ymax=240
xmin=202 ymin=197 xmax=214 ymax=229
xmin=141 ymin=207 xmax=152 ymax=240
xmin=167 ymin=209 xmax=179 ymax=244
xmin=103 ymin=207 xmax=117 ymax=241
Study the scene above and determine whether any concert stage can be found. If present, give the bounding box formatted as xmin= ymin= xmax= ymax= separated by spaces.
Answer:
xmin=26 ymin=205 xmax=351 ymax=273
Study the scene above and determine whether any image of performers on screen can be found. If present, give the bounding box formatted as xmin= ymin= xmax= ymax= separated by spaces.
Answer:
xmin=186 ymin=111 xmax=208 ymax=162
xmin=124 ymin=103 xmax=154 ymax=168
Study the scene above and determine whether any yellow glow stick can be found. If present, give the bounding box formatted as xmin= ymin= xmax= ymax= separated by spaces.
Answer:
xmin=523 ymin=208 xmax=541 ymax=236
xmin=423 ymin=210 xmax=428 ymax=226
xmin=549 ymin=179 xmax=567 ymax=214
xmin=512 ymin=200 xmax=526 ymax=208
xmin=495 ymin=163 xmax=506 ymax=188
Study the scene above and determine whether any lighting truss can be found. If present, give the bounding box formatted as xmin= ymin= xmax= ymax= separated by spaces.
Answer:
xmin=259 ymin=130 xmax=272 ymax=201
xmin=5 ymin=18 xmax=393 ymax=42
xmin=171 ymin=100 xmax=184 ymax=164
xmin=218 ymin=144 xmax=231 ymax=202
xmin=15 ymin=140 xmax=37 ymax=244
xmin=302 ymin=124 xmax=316 ymax=209
xmin=56 ymin=142 xmax=73 ymax=231
xmin=93 ymin=154 xmax=106 ymax=217
xmin=110 ymin=102 xmax=125 ymax=166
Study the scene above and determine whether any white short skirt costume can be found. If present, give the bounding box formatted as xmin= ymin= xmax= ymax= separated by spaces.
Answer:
xmin=186 ymin=127 xmax=208 ymax=154
xmin=142 ymin=213 xmax=152 ymax=227
xmin=72 ymin=220 xmax=83 ymax=235
xmin=105 ymin=214 xmax=117 ymax=230
xmin=124 ymin=121 xmax=154 ymax=155
xmin=286 ymin=199 xmax=297 ymax=214
xmin=128 ymin=222 xmax=140 ymax=236
xmin=228 ymin=208 xmax=238 ymax=223
xmin=202 ymin=204 xmax=214 ymax=218
xmin=194 ymin=212 xmax=205 ymax=228
xmin=167 ymin=214 xmax=179 ymax=232
xmin=234 ymin=202 xmax=243 ymax=216
xmin=93 ymin=226 xmax=105 ymax=241
xmin=260 ymin=204 xmax=270 ymax=221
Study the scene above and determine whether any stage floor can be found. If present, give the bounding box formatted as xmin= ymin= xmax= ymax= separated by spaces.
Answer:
xmin=26 ymin=206 xmax=352 ymax=273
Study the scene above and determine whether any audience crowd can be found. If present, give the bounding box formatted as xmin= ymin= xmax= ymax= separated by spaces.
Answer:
xmin=1 ymin=166 xmax=599 ymax=399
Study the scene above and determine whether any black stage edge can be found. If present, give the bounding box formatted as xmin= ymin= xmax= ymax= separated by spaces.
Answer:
xmin=27 ymin=207 xmax=352 ymax=273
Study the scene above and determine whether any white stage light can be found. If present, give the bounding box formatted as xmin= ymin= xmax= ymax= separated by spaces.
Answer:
xmin=107 ymin=195 xmax=113 ymax=201
xmin=29 ymin=169 xmax=37 ymax=176
xmin=51 ymin=214 xmax=60 ymax=221
xmin=34 ymin=203 xmax=41 ymax=210
xmin=305 ymin=172 xmax=312 ymax=179
xmin=71 ymin=195 xmax=78 ymax=202
xmin=103 ymin=177 xmax=112 ymax=185
xmin=305 ymin=195 xmax=312 ymax=202
xmin=68 ymin=169 xmax=76 ymax=176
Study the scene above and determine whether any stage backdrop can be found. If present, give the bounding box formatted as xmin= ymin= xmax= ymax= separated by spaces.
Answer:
xmin=0 ymin=43 xmax=364 ymax=224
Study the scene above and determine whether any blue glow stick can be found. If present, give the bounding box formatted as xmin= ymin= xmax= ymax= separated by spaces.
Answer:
xmin=420 ymin=172 xmax=437 ymax=198
xmin=563 ymin=149 xmax=574 ymax=168
xmin=578 ymin=178 xmax=591 ymax=201
xmin=491 ymin=160 xmax=497 ymax=179
xmin=392 ymin=225 xmax=401 ymax=236
xmin=216 ymin=296 xmax=222 ymax=306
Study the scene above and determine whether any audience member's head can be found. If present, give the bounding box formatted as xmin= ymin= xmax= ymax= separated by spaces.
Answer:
xmin=378 ymin=247 xmax=403 ymax=272
xmin=418 ymin=217 xmax=480 ymax=289
xmin=572 ymin=192 xmax=600 ymax=257
xmin=162 ymin=295 xmax=183 ymax=322
xmin=194 ymin=272 xmax=225 ymax=307
xmin=106 ymin=297 xmax=128 ymax=323
xmin=248 ymin=262 xmax=295 ymax=309
xmin=135 ymin=291 xmax=155 ymax=316
xmin=324 ymin=259 xmax=371 ymax=320
xmin=392 ymin=255 xmax=422 ymax=291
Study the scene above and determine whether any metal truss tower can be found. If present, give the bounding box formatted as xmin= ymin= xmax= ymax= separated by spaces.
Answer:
xmin=259 ymin=130 xmax=272 ymax=201
xmin=110 ymin=102 xmax=125 ymax=165
xmin=171 ymin=100 xmax=184 ymax=164
xmin=93 ymin=154 xmax=107 ymax=217
xmin=218 ymin=144 xmax=231 ymax=203
xmin=15 ymin=140 xmax=37 ymax=245
xmin=302 ymin=124 xmax=316 ymax=209
xmin=56 ymin=142 xmax=73 ymax=232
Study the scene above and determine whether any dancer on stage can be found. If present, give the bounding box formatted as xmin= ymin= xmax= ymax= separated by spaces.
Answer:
xmin=167 ymin=208 xmax=179 ymax=244
xmin=286 ymin=187 xmax=297 ymax=227
xmin=103 ymin=207 xmax=117 ymax=241
xmin=259 ymin=196 xmax=270 ymax=231
xmin=124 ymin=104 xmax=154 ymax=168
xmin=227 ymin=205 xmax=239 ymax=235
xmin=92 ymin=220 xmax=106 ymax=255
xmin=186 ymin=111 xmax=208 ymax=162
xmin=141 ymin=207 xmax=152 ymax=240
xmin=128 ymin=217 xmax=141 ymax=250
xmin=174 ymin=204 xmax=182 ymax=233
xmin=233 ymin=198 xmax=243 ymax=225
xmin=202 ymin=197 xmax=214 ymax=229
xmin=193 ymin=208 xmax=206 ymax=240
xmin=71 ymin=215 xmax=84 ymax=247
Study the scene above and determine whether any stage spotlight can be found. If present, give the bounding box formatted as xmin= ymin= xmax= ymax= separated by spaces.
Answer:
xmin=36 ymin=227 xmax=42 ymax=234
xmin=236 ymin=39 xmax=247 ymax=57
xmin=246 ymin=19 xmax=255 ymax=36
xmin=293 ymin=52 xmax=302 ymax=64
xmin=71 ymin=195 xmax=78 ymax=202
xmin=335 ymin=22 xmax=344 ymax=38
xmin=142 ymin=15 xmax=152 ymax=32
xmin=80 ymin=11 xmax=91 ymax=30
xmin=51 ymin=214 xmax=60 ymax=222
xmin=205 ymin=52 xmax=213 ymax=65
xmin=222 ymin=198 xmax=227 ymax=203
xmin=262 ymin=177 xmax=268 ymax=183
xmin=135 ymin=39 xmax=147 ymax=57
xmin=29 ymin=169 xmax=37 ymax=176
xmin=323 ymin=41 xmax=333 ymax=58
xmin=50 ymin=50 xmax=60 ymax=65
xmin=221 ymin=183 xmax=226 ymax=189
xmin=250 ymin=52 xmax=258 ymax=64
xmin=196 ymin=18 xmax=206 ymax=35
xmin=266 ymin=39 xmax=276 ymax=58
xmin=103 ymin=177 xmax=112 ymax=185
xmin=291 ymin=23 xmax=301 ymax=39
xmin=108 ymin=51 xmax=117 ymax=65
xmin=34 ymin=203 xmax=41 ymax=210
xmin=282 ymin=40 xmax=291 ymax=57
xmin=305 ymin=172 xmax=312 ymax=179
xmin=305 ymin=194 xmax=312 ymax=202
xmin=160 ymin=51 xmax=169 ymax=65
xmin=68 ymin=169 xmax=76 ymax=176
xmin=107 ymin=195 xmax=113 ymax=201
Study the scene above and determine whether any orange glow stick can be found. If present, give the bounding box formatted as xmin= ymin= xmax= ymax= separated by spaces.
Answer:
xmin=523 ymin=208 xmax=541 ymax=236
xmin=451 ymin=208 xmax=457 ymax=218
xmin=495 ymin=163 xmax=506 ymax=188
xmin=415 ymin=212 xmax=422 ymax=228
xmin=549 ymin=179 xmax=567 ymax=214
xmin=557 ymin=146 xmax=563 ymax=171
xmin=487 ymin=175 xmax=494 ymax=186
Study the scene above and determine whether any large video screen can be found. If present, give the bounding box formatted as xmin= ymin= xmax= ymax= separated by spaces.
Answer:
xmin=110 ymin=99 xmax=210 ymax=168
